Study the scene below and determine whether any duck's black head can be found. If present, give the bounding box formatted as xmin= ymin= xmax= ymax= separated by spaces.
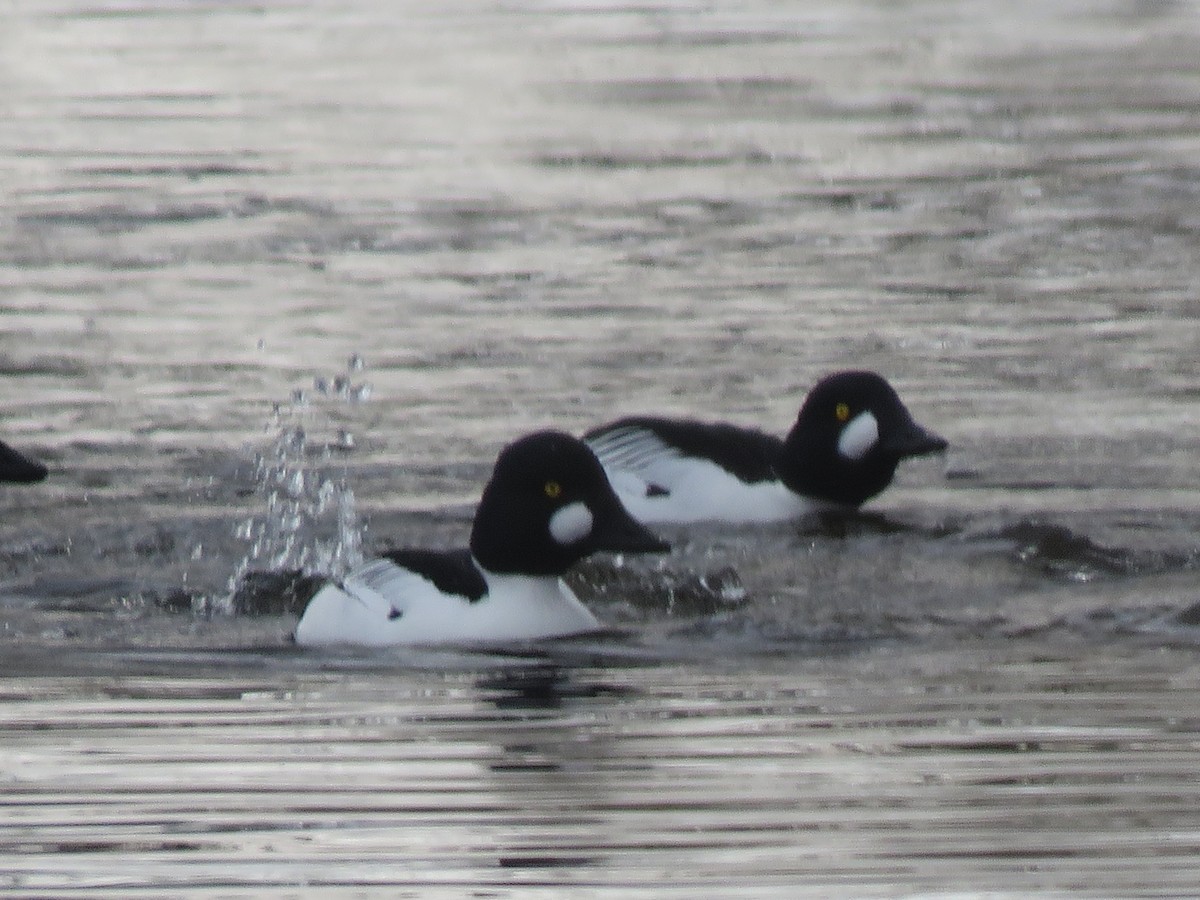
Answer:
xmin=471 ymin=430 xmax=669 ymax=576
xmin=778 ymin=370 xmax=946 ymax=507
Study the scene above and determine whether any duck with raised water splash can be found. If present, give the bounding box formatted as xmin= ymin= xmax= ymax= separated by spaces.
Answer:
xmin=295 ymin=430 xmax=669 ymax=647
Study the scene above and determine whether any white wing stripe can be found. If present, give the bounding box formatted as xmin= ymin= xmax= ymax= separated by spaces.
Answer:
xmin=344 ymin=559 xmax=442 ymax=617
xmin=587 ymin=426 xmax=682 ymax=472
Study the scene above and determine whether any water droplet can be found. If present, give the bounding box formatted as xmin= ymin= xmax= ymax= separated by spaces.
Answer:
xmin=230 ymin=378 xmax=369 ymax=594
xmin=286 ymin=471 xmax=305 ymax=498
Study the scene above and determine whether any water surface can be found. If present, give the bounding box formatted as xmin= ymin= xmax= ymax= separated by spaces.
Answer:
xmin=4 ymin=0 xmax=1200 ymax=895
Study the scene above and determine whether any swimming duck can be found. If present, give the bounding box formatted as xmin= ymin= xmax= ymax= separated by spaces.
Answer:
xmin=583 ymin=370 xmax=947 ymax=524
xmin=294 ymin=430 xmax=669 ymax=646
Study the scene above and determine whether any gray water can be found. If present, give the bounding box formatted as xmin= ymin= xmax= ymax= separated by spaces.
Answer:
xmin=4 ymin=0 xmax=1200 ymax=895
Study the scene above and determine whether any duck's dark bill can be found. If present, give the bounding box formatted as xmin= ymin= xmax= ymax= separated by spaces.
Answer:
xmin=883 ymin=421 xmax=948 ymax=458
xmin=0 ymin=441 xmax=48 ymax=483
xmin=595 ymin=507 xmax=670 ymax=554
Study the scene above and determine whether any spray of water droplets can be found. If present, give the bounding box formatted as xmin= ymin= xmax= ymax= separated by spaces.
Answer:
xmin=223 ymin=355 xmax=372 ymax=611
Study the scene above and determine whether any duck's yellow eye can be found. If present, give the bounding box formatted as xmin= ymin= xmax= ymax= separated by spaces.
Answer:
xmin=835 ymin=403 xmax=851 ymax=422
xmin=544 ymin=480 xmax=562 ymax=499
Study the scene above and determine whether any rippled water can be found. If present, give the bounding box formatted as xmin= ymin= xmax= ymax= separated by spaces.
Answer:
xmin=4 ymin=0 xmax=1200 ymax=895
xmin=4 ymin=646 xmax=1199 ymax=897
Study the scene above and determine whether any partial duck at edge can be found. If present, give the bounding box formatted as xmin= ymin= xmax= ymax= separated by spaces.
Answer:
xmin=0 ymin=440 xmax=47 ymax=484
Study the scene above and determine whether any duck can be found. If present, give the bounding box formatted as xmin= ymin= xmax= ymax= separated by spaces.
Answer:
xmin=0 ymin=440 xmax=48 ymax=484
xmin=294 ymin=430 xmax=669 ymax=647
xmin=583 ymin=370 xmax=947 ymax=524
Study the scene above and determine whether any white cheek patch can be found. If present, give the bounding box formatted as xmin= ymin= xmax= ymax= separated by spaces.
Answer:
xmin=837 ymin=411 xmax=879 ymax=461
xmin=549 ymin=502 xmax=594 ymax=545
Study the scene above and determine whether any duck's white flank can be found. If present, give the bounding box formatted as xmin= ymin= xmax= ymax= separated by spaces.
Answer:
xmin=605 ymin=457 xmax=817 ymax=525
xmin=588 ymin=424 xmax=815 ymax=524
xmin=294 ymin=558 xmax=602 ymax=647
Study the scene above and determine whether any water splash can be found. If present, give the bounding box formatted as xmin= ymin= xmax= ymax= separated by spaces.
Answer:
xmin=221 ymin=356 xmax=371 ymax=614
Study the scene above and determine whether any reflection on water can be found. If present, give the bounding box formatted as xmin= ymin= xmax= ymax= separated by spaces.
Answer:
xmin=2 ymin=648 xmax=1199 ymax=896
xmin=4 ymin=0 xmax=1200 ymax=894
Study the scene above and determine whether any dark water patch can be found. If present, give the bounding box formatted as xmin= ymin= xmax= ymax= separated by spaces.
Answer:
xmin=271 ymin=225 xmax=454 ymax=258
xmin=777 ymin=187 xmax=905 ymax=211
xmin=0 ymin=575 xmax=144 ymax=606
xmin=44 ymin=1 xmax=231 ymax=20
xmin=229 ymin=568 xmax=326 ymax=617
xmin=1171 ymin=601 xmax=1200 ymax=627
xmin=3 ymin=836 xmax=212 ymax=856
xmin=535 ymin=148 xmax=807 ymax=171
xmin=658 ymin=611 xmax=913 ymax=650
xmin=399 ymin=342 xmax=529 ymax=369
xmin=572 ymin=19 xmax=829 ymax=51
xmin=19 ymin=201 xmax=234 ymax=233
xmin=475 ymin=665 xmax=641 ymax=709
xmin=73 ymin=162 xmax=272 ymax=180
xmin=793 ymin=509 xmax=959 ymax=541
xmin=568 ymin=76 xmax=813 ymax=106
xmin=568 ymin=557 xmax=746 ymax=618
xmin=995 ymin=520 xmax=1190 ymax=581
xmin=0 ymin=357 xmax=89 ymax=378
xmin=435 ymin=270 xmax=548 ymax=290
xmin=0 ymin=534 xmax=74 ymax=568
